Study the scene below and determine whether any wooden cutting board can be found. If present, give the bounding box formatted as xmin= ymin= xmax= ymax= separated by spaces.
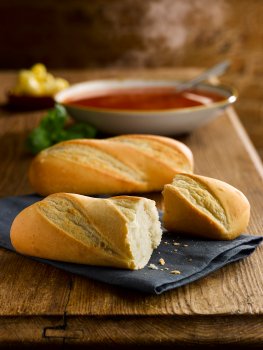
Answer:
xmin=0 ymin=69 xmax=262 ymax=348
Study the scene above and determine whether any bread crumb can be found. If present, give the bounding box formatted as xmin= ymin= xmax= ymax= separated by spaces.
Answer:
xmin=164 ymin=241 xmax=169 ymax=245
xmin=164 ymin=267 xmax=169 ymax=270
xmin=174 ymin=249 xmax=178 ymax=252
xmin=188 ymin=258 xmax=192 ymax=262
xmin=160 ymin=269 xmax=164 ymax=271
xmin=173 ymin=242 xmax=180 ymax=246
xmin=148 ymin=264 xmax=158 ymax=270
xmin=159 ymin=258 xmax=165 ymax=266
xmin=183 ymin=244 xmax=189 ymax=247
xmin=170 ymin=270 xmax=181 ymax=275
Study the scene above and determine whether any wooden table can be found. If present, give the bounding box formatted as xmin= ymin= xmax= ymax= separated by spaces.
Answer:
xmin=0 ymin=69 xmax=263 ymax=349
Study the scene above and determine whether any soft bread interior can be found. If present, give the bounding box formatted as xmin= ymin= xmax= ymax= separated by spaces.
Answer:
xmin=172 ymin=175 xmax=228 ymax=230
xmin=109 ymin=197 xmax=162 ymax=269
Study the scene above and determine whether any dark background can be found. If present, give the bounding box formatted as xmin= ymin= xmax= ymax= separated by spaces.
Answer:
xmin=1 ymin=0 xmax=263 ymax=158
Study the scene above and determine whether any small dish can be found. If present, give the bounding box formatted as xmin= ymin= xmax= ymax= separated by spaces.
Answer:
xmin=55 ymin=79 xmax=237 ymax=135
xmin=7 ymin=92 xmax=55 ymax=111
xmin=7 ymin=63 xmax=69 ymax=111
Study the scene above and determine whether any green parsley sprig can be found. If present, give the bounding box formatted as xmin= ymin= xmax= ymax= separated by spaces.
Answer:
xmin=26 ymin=104 xmax=97 ymax=154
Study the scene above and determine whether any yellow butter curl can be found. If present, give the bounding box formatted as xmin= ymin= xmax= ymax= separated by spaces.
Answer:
xmin=13 ymin=63 xmax=69 ymax=96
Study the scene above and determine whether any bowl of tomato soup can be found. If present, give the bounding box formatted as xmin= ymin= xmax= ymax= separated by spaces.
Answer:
xmin=55 ymin=79 xmax=237 ymax=135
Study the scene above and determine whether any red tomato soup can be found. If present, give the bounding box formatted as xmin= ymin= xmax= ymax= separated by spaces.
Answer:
xmin=65 ymin=87 xmax=225 ymax=111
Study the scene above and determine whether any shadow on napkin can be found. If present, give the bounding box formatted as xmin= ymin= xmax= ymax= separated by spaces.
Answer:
xmin=0 ymin=194 xmax=262 ymax=294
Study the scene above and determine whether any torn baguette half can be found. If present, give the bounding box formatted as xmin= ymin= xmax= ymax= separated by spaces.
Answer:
xmin=162 ymin=174 xmax=250 ymax=240
xmin=28 ymin=134 xmax=193 ymax=196
xmin=10 ymin=194 xmax=162 ymax=270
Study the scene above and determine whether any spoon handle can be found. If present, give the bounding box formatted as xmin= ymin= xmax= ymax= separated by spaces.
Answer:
xmin=176 ymin=60 xmax=230 ymax=92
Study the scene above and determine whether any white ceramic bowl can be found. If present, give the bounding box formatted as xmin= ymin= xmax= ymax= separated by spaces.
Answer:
xmin=55 ymin=79 xmax=237 ymax=135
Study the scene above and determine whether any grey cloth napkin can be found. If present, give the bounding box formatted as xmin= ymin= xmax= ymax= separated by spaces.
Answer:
xmin=0 ymin=194 xmax=262 ymax=294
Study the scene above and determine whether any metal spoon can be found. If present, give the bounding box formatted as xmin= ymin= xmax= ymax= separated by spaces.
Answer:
xmin=175 ymin=60 xmax=230 ymax=92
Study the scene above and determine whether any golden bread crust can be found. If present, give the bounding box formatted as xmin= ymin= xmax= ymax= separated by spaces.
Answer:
xmin=29 ymin=135 xmax=193 ymax=196
xmin=163 ymin=173 xmax=250 ymax=240
xmin=10 ymin=193 xmax=162 ymax=269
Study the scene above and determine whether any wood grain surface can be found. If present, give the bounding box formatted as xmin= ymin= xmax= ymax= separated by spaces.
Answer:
xmin=0 ymin=69 xmax=262 ymax=348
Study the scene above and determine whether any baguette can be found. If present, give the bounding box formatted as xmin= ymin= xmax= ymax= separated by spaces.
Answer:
xmin=162 ymin=173 xmax=250 ymax=240
xmin=10 ymin=193 xmax=162 ymax=270
xmin=28 ymin=134 xmax=193 ymax=196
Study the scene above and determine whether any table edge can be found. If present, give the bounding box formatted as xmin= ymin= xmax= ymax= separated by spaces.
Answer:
xmin=0 ymin=314 xmax=262 ymax=347
xmin=227 ymin=107 xmax=263 ymax=179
